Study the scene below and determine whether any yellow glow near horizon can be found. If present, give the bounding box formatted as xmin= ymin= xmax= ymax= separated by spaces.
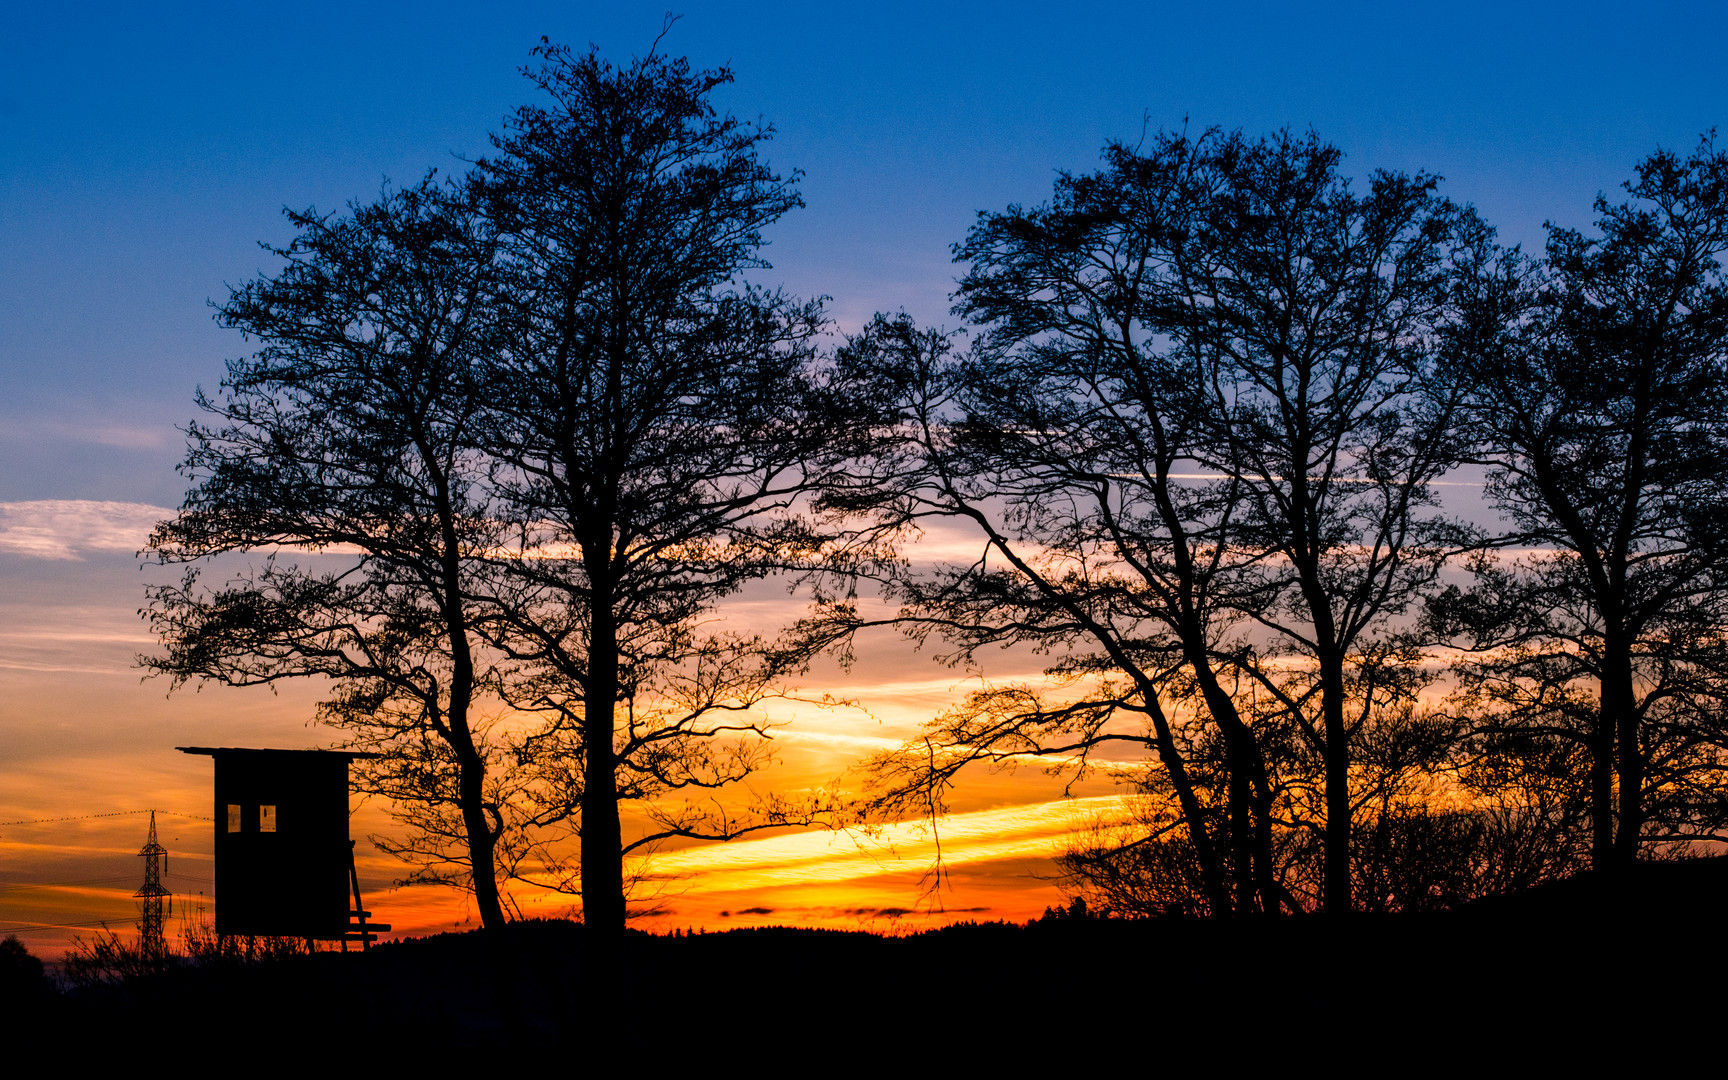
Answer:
xmin=616 ymin=794 xmax=1134 ymax=892
xmin=0 ymin=496 xmax=1511 ymax=956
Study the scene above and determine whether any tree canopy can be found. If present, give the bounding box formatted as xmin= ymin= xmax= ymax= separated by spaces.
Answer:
xmin=146 ymin=38 xmax=847 ymax=941
xmin=145 ymin=175 xmax=517 ymax=931
xmin=472 ymin=39 xmax=840 ymax=935
xmin=147 ymin=33 xmax=1728 ymax=937
xmin=1436 ymin=135 xmax=1728 ymax=874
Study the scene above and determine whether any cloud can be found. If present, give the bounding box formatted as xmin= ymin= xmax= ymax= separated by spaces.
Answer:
xmin=0 ymin=417 xmax=174 ymax=452
xmin=0 ymin=500 xmax=170 ymax=560
xmin=51 ymin=421 xmax=173 ymax=450
xmin=605 ymin=794 xmax=1136 ymax=895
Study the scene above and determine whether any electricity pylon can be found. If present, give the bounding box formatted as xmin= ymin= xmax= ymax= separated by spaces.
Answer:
xmin=135 ymin=810 xmax=170 ymax=964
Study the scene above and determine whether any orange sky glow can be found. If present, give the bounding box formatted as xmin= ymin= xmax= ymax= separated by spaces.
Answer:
xmin=0 ymin=500 xmax=1153 ymax=957
xmin=0 ymin=461 xmax=1513 ymax=960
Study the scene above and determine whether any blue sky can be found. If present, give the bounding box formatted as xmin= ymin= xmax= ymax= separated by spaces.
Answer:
xmin=5 ymin=1 xmax=1727 ymax=505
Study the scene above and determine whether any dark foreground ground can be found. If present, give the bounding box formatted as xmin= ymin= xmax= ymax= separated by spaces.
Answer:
xmin=8 ymin=858 xmax=1724 ymax=1066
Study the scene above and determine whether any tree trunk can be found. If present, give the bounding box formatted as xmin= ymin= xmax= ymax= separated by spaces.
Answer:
xmin=576 ymin=599 xmax=631 ymax=1037
xmin=432 ymin=446 xmax=507 ymax=935
xmin=1192 ymin=661 xmax=1277 ymax=916
xmin=1138 ymin=685 xmax=1236 ymax=917
xmin=455 ymin=741 xmax=507 ymax=933
xmin=580 ymin=752 xmax=625 ymax=933
xmin=581 ymin=605 xmax=626 ymax=937
xmin=1321 ymin=652 xmax=1352 ymax=914
xmin=1603 ymin=632 xmax=1641 ymax=870
xmin=444 ymin=568 xmax=508 ymax=933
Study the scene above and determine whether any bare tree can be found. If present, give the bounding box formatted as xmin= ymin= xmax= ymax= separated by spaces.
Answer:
xmin=1161 ymin=129 xmax=1472 ymax=913
xmin=472 ymin=38 xmax=842 ymax=938
xmin=833 ymin=129 xmax=1283 ymax=917
xmin=1437 ymin=136 xmax=1728 ymax=872
xmin=844 ymin=128 xmax=1471 ymax=916
xmin=143 ymin=176 xmax=518 ymax=933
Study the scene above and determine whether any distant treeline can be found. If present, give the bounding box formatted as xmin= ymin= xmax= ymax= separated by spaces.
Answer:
xmin=142 ymin=30 xmax=1728 ymax=950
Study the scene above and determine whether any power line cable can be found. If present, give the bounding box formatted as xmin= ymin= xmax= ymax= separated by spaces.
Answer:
xmin=0 ymin=917 xmax=142 ymax=935
xmin=0 ymin=809 xmax=211 ymax=827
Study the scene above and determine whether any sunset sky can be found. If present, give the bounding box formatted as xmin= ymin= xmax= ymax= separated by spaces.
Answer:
xmin=4 ymin=1 xmax=1727 ymax=956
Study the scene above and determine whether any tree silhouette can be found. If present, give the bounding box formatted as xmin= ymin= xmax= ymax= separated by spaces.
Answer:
xmin=144 ymin=177 xmax=521 ymax=933
xmin=836 ymin=130 xmax=1279 ymax=916
xmin=845 ymin=128 xmax=1472 ymax=915
xmin=1161 ymin=129 xmax=1473 ymax=913
xmin=1438 ymin=136 xmax=1728 ymax=871
xmin=472 ymin=38 xmax=839 ymax=938
xmin=951 ymin=136 xmax=1290 ymax=916
xmin=147 ymin=35 xmax=857 ymax=945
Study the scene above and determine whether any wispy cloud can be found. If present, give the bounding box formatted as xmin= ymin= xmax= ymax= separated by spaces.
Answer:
xmin=0 ymin=416 xmax=175 ymax=451
xmin=0 ymin=500 xmax=170 ymax=560
xmin=48 ymin=420 xmax=173 ymax=450
xmin=604 ymin=794 xmax=1135 ymax=894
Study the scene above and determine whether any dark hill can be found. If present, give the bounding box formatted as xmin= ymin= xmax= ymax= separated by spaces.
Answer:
xmin=19 ymin=857 xmax=1724 ymax=1065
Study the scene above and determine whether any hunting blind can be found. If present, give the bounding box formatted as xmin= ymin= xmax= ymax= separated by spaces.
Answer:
xmin=178 ymin=747 xmax=388 ymax=946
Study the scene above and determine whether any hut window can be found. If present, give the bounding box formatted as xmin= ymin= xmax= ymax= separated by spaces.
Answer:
xmin=260 ymin=805 xmax=277 ymax=833
xmin=227 ymin=804 xmax=242 ymax=833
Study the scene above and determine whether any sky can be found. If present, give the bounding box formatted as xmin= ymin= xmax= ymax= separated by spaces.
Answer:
xmin=4 ymin=0 xmax=1727 ymax=956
